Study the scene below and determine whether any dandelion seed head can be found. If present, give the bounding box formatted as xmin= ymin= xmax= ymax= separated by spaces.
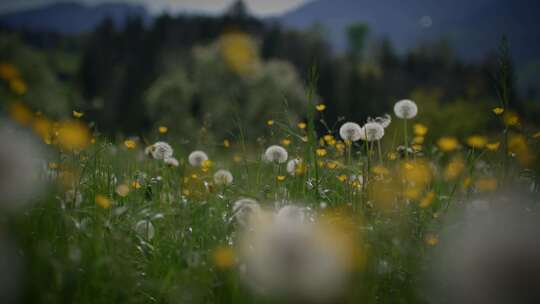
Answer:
xmin=264 ymin=145 xmax=288 ymax=163
xmin=360 ymin=122 xmax=385 ymax=141
xmin=188 ymin=150 xmax=209 ymax=167
xmin=394 ymin=99 xmax=418 ymax=119
xmin=286 ymin=158 xmax=304 ymax=176
xmin=214 ymin=169 xmax=233 ymax=186
xmin=368 ymin=114 xmax=392 ymax=128
xmin=232 ymin=198 xmax=261 ymax=227
xmin=150 ymin=141 xmax=173 ymax=160
xmin=339 ymin=122 xmax=362 ymax=142
xmin=164 ymin=157 xmax=179 ymax=167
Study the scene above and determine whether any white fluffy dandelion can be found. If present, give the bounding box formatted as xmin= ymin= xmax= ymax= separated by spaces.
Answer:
xmin=147 ymin=141 xmax=174 ymax=160
xmin=264 ymin=145 xmax=288 ymax=164
xmin=360 ymin=122 xmax=385 ymax=142
xmin=214 ymin=169 xmax=233 ymax=186
xmin=276 ymin=205 xmax=308 ymax=224
xmin=0 ymin=122 xmax=45 ymax=210
xmin=394 ymin=99 xmax=418 ymax=119
xmin=239 ymin=208 xmax=352 ymax=303
xmin=286 ymin=158 xmax=302 ymax=176
xmin=164 ymin=157 xmax=179 ymax=167
xmin=232 ymin=198 xmax=261 ymax=226
xmin=134 ymin=220 xmax=155 ymax=240
xmin=339 ymin=122 xmax=363 ymax=142
xmin=188 ymin=150 xmax=209 ymax=167
xmin=369 ymin=114 xmax=392 ymax=128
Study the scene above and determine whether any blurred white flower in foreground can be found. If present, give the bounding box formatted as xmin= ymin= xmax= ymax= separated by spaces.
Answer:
xmin=232 ymin=198 xmax=261 ymax=227
xmin=147 ymin=141 xmax=174 ymax=160
xmin=134 ymin=220 xmax=155 ymax=241
xmin=360 ymin=122 xmax=385 ymax=142
xmin=214 ymin=169 xmax=233 ymax=186
xmin=0 ymin=122 xmax=46 ymax=210
xmin=339 ymin=122 xmax=362 ymax=142
xmin=429 ymin=192 xmax=540 ymax=304
xmin=394 ymin=99 xmax=418 ymax=119
xmin=264 ymin=145 xmax=288 ymax=164
xmin=239 ymin=206 xmax=356 ymax=303
xmin=0 ymin=237 xmax=22 ymax=304
xmin=188 ymin=150 xmax=209 ymax=167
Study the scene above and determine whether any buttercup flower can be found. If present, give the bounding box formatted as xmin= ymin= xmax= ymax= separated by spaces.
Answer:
xmin=339 ymin=122 xmax=362 ymax=142
xmin=394 ymin=99 xmax=418 ymax=119
xmin=188 ymin=150 xmax=209 ymax=167
xmin=264 ymin=145 xmax=288 ymax=163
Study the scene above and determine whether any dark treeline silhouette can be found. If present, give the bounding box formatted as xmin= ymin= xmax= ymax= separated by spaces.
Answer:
xmin=4 ymin=1 xmax=523 ymax=136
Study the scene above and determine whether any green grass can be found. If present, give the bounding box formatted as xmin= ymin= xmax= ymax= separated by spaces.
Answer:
xmin=5 ymin=114 xmax=540 ymax=304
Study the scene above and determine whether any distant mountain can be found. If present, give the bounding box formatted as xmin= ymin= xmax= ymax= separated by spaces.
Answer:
xmin=280 ymin=0 xmax=540 ymax=63
xmin=0 ymin=2 xmax=150 ymax=34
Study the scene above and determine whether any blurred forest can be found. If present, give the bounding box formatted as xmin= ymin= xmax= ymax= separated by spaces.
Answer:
xmin=1 ymin=1 xmax=538 ymax=140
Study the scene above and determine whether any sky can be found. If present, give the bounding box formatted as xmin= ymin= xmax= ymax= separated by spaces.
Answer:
xmin=0 ymin=0 xmax=311 ymax=16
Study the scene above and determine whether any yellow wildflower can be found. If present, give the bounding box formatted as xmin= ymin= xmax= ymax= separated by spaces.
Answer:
xmin=466 ymin=135 xmax=487 ymax=149
xmin=337 ymin=175 xmax=347 ymax=182
xmin=124 ymin=140 xmax=137 ymax=149
xmin=316 ymin=148 xmax=327 ymax=157
xmin=424 ymin=233 xmax=439 ymax=246
xmin=131 ymin=181 xmax=141 ymax=189
xmin=316 ymin=104 xmax=326 ymax=112
xmin=95 ymin=195 xmax=111 ymax=209
xmin=159 ymin=126 xmax=168 ymax=134
xmin=503 ymin=112 xmax=519 ymax=126
xmin=326 ymin=161 xmax=338 ymax=169
xmin=9 ymin=78 xmax=27 ymax=95
xmin=276 ymin=175 xmax=286 ymax=182
xmin=444 ymin=158 xmax=464 ymax=180
xmin=414 ymin=123 xmax=428 ymax=136
xmin=233 ymin=154 xmax=242 ymax=163
xmin=486 ymin=142 xmax=500 ymax=151
xmin=56 ymin=120 xmax=91 ymax=150
xmin=437 ymin=137 xmax=459 ymax=152
xmin=223 ymin=139 xmax=230 ymax=148
xmin=72 ymin=111 xmax=84 ymax=119
xmin=0 ymin=63 xmax=19 ymax=80
xmin=419 ymin=192 xmax=435 ymax=208
xmin=493 ymin=107 xmax=504 ymax=115
xmin=298 ymin=122 xmax=307 ymax=129
xmin=413 ymin=136 xmax=424 ymax=144
xmin=281 ymin=138 xmax=291 ymax=146
xmin=213 ymin=247 xmax=235 ymax=270
xmin=387 ymin=152 xmax=397 ymax=160
xmin=267 ymin=120 xmax=274 ymax=126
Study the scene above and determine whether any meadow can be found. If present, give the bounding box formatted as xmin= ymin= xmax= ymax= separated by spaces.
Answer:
xmin=1 ymin=77 xmax=539 ymax=304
